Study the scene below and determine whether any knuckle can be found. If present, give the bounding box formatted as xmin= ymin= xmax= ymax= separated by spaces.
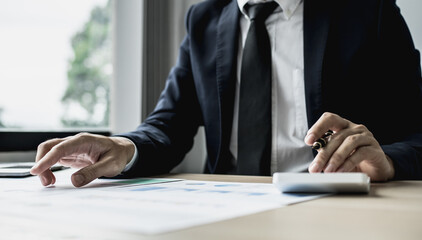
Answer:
xmin=323 ymin=112 xmax=339 ymax=120
xmin=37 ymin=138 xmax=59 ymax=151
xmin=76 ymin=132 xmax=91 ymax=141
xmin=76 ymin=132 xmax=89 ymax=137
xmin=359 ymin=125 xmax=374 ymax=137
xmin=37 ymin=142 xmax=47 ymax=152
xmin=345 ymin=135 xmax=359 ymax=144
xmin=77 ymin=132 xmax=105 ymax=146
xmin=353 ymin=124 xmax=374 ymax=137
xmin=50 ymin=144 xmax=63 ymax=154
xmin=354 ymin=124 xmax=368 ymax=132
xmin=322 ymin=112 xmax=334 ymax=120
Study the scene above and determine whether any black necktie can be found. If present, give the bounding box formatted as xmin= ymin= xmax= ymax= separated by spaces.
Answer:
xmin=238 ymin=2 xmax=278 ymax=175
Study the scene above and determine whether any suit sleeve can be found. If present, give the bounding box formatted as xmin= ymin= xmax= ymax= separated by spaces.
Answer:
xmin=115 ymin=6 xmax=203 ymax=178
xmin=378 ymin=0 xmax=422 ymax=180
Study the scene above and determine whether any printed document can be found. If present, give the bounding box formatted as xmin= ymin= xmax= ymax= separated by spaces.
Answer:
xmin=0 ymin=170 xmax=327 ymax=235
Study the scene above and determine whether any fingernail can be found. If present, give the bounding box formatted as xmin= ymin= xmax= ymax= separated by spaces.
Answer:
xmin=309 ymin=162 xmax=319 ymax=172
xmin=73 ymin=174 xmax=85 ymax=187
xmin=40 ymin=176 xmax=48 ymax=186
xmin=30 ymin=164 xmax=39 ymax=175
xmin=305 ymin=134 xmax=315 ymax=145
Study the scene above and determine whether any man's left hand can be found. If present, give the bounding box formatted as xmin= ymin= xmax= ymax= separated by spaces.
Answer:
xmin=305 ymin=112 xmax=395 ymax=181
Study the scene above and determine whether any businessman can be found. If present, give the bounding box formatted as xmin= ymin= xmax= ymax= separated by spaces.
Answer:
xmin=31 ymin=0 xmax=422 ymax=187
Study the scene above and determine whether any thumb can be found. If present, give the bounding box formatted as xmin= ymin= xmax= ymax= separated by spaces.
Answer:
xmin=71 ymin=172 xmax=89 ymax=188
xmin=71 ymin=158 xmax=120 ymax=187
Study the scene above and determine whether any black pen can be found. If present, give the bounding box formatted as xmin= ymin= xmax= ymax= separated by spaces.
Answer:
xmin=312 ymin=130 xmax=333 ymax=150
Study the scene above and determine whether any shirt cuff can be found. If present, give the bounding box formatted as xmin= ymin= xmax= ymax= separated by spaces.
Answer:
xmin=122 ymin=139 xmax=138 ymax=173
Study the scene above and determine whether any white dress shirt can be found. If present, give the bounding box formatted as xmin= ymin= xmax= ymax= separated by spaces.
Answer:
xmin=126 ymin=0 xmax=313 ymax=174
xmin=230 ymin=0 xmax=313 ymax=174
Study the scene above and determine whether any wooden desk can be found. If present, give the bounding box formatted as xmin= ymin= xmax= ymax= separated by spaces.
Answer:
xmin=139 ymin=174 xmax=422 ymax=240
xmin=1 ymin=173 xmax=421 ymax=239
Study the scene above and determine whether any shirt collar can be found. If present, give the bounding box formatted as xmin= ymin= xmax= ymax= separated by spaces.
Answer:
xmin=237 ymin=0 xmax=302 ymax=19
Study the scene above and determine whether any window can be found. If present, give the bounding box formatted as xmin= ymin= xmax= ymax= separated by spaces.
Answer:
xmin=0 ymin=0 xmax=112 ymax=131
xmin=397 ymin=0 xmax=422 ymax=67
xmin=0 ymin=0 xmax=143 ymax=156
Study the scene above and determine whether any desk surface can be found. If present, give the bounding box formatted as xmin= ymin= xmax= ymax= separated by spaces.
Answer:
xmin=1 ymin=173 xmax=421 ymax=240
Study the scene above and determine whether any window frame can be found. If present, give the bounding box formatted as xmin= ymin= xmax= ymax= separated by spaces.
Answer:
xmin=0 ymin=0 xmax=143 ymax=155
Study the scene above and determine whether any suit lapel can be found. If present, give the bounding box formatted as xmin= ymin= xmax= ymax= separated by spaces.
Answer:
xmin=210 ymin=0 xmax=331 ymax=171
xmin=303 ymin=0 xmax=332 ymax=127
xmin=209 ymin=0 xmax=240 ymax=173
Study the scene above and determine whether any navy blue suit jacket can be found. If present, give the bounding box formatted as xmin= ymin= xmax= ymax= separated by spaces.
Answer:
xmin=119 ymin=0 xmax=422 ymax=179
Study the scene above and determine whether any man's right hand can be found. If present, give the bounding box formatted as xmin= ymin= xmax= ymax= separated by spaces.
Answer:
xmin=30 ymin=133 xmax=135 ymax=187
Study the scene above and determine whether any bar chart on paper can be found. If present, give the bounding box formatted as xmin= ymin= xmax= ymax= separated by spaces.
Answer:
xmin=0 ymin=170 xmax=327 ymax=235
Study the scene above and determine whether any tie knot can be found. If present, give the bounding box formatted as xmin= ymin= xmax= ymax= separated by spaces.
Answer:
xmin=245 ymin=1 xmax=279 ymax=22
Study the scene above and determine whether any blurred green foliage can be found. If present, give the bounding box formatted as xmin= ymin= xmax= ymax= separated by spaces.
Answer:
xmin=61 ymin=0 xmax=112 ymax=127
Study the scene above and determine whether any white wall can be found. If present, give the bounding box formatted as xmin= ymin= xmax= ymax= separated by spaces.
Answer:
xmin=112 ymin=0 xmax=143 ymax=133
xmin=397 ymin=0 xmax=422 ymax=64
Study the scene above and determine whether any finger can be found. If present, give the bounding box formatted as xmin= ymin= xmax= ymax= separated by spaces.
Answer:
xmin=32 ymin=138 xmax=68 ymax=185
xmin=35 ymin=138 xmax=67 ymax=163
xmin=71 ymin=155 xmax=125 ymax=187
xmin=38 ymin=170 xmax=56 ymax=186
xmin=324 ymin=133 xmax=373 ymax=172
xmin=308 ymin=122 xmax=372 ymax=173
xmin=31 ymin=135 xmax=94 ymax=175
xmin=336 ymin=146 xmax=372 ymax=172
xmin=308 ymin=128 xmax=357 ymax=172
xmin=305 ymin=112 xmax=349 ymax=145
